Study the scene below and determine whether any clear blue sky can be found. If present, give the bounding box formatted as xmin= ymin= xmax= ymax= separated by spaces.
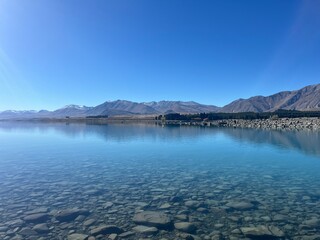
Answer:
xmin=0 ymin=0 xmax=320 ymax=110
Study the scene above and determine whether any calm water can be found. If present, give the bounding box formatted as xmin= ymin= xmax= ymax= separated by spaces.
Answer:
xmin=0 ymin=122 xmax=320 ymax=240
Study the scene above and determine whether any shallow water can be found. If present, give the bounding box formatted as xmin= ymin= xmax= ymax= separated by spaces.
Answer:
xmin=0 ymin=122 xmax=319 ymax=240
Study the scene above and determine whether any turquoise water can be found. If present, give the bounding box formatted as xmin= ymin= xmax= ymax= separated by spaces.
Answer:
xmin=0 ymin=122 xmax=319 ymax=239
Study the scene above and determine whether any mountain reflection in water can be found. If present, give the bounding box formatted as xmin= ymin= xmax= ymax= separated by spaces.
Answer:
xmin=0 ymin=121 xmax=319 ymax=157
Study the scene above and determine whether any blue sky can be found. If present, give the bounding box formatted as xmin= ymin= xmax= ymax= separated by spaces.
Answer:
xmin=0 ymin=0 xmax=320 ymax=110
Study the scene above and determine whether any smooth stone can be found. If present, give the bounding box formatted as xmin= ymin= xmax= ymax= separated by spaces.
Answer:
xmin=104 ymin=202 xmax=114 ymax=209
xmin=240 ymin=226 xmax=277 ymax=238
xmin=118 ymin=231 xmax=135 ymax=238
xmin=32 ymin=223 xmax=49 ymax=233
xmin=83 ymin=219 xmax=96 ymax=227
xmin=132 ymin=225 xmax=158 ymax=234
xmin=175 ymin=214 xmax=188 ymax=221
xmin=179 ymin=233 xmax=200 ymax=240
xmin=300 ymin=235 xmax=320 ymax=240
xmin=90 ymin=225 xmax=123 ymax=236
xmin=133 ymin=211 xmax=172 ymax=229
xmin=196 ymin=207 xmax=208 ymax=213
xmin=132 ymin=202 xmax=149 ymax=208
xmin=55 ymin=209 xmax=90 ymax=222
xmin=67 ymin=233 xmax=89 ymax=240
xmin=19 ymin=228 xmax=37 ymax=236
xmin=226 ymin=201 xmax=254 ymax=210
xmin=0 ymin=226 xmax=8 ymax=232
xmin=159 ymin=203 xmax=171 ymax=209
xmin=214 ymin=224 xmax=224 ymax=229
xmin=7 ymin=219 xmax=24 ymax=227
xmin=303 ymin=218 xmax=320 ymax=228
xmin=268 ymin=226 xmax=285 ymax=237
xmin=83 ymin=189 xmax=102 ymax=195
xmin=228 ymin=216 xmax=240 ymax=222
xmin=25 ymin=207 xmax=48 ymax=215
xmin=9 ymin=236 xmax=24 ymax=240
xmin=174 ymin=222 xmax=196 ymax=233
xmin=185 ymin=201 xmax=201 ymax=209
xmin=75 ymin=215 xmax=86 ymax=222
xmin=231 ymin=229 xmax=241 ymax=234
xmin=24 ymin=213 xmax=49 ymax=223
xmin=283 ymin=224 xmax=293 ymax=231
xmin=273 ymin=214 xmax=286 ymax=221
xmin=108 ymin=234 xmax=117 ymax=240
xmin=261 ymin=216 xmax=271 ymax=221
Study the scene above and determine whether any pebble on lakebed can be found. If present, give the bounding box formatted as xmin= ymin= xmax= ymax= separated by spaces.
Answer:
xmin=132 ymin=211 xmax=173 ymax=229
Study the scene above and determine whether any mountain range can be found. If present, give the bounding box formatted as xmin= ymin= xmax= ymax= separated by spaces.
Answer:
xmin=1 ymin=84 xmax=320 ymax=119
xmin=221 ymin=84 xmax=320 ymax=112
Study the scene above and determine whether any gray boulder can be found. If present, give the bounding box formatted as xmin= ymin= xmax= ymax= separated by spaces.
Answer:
xmin=32 ymin=223 xmax=49 ymax=233
xmin=67 ymin=233 xmax=89 ymax=240
xmin=226 ymin=201 xmax=254 ymax=210
xmin=24 ymin=213 xmax=49 ymax=223
xmin=241 ymin=225 xmax=284 ymax=238
xmin=174 ymin=222 xmax=197 ymax=233
xmin=55 ymin=209 xmax=90 ymax=222
xmin=133 ymin=211 xmax=172 ymax=229
xmin=90 ymin=225 xmax=123 ymax=236
xmin=132 ymin=225 xmax=158 ymax=234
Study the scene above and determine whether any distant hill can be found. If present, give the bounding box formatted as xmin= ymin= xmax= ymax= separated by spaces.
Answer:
xmin=86 ymin=100 xmax=159 ymax=116
xmin=52 ymin=105 xmax=93 ymax=117
xmin=221 ymin=84 xmax=320 ymax=113
xmin=0 ymin=101 xmax=219 ymax=119
xmin=144 ymin=101 xmax=219 ymax=114
xmin=1 ymin=83 xmax=320 ymax=119
xmin=0 ymin=110 xmax=41 ymax=119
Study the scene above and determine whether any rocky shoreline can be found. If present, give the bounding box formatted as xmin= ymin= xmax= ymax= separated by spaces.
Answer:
xmin=2 ymin=117 xmax=320 ymax=131
xmin=166 ymin=117 xmax=320 ymax=131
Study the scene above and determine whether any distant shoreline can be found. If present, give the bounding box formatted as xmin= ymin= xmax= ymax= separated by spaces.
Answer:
xmin=1 ymin=116 xmax=320 ymax=131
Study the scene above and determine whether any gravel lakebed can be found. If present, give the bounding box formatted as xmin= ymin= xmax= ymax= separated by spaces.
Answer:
xmin=0 ymin=155 xmax=320 ymax=240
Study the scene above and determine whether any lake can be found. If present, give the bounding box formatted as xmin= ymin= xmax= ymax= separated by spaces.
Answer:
xmin=0 ymin=122 xmax=319 ymax=240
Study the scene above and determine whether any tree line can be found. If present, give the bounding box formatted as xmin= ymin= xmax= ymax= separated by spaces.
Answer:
xmin=158 ymin=110 xmax=320 ymax=121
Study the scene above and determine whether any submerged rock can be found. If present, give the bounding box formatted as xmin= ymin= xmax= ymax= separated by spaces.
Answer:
xmin=175 ymin=214 xmax=188 ymax=221
xmin=103 ymin=202 xmax=114 ymax=209
xmin=241 ymin=225 xmax=284 ymax=238
xmin=23 ymin=213 xmax=49 ymax=223
xmin=67 ymin=233 xmax=89 ymax=240
xmin=269 ymin=226 xmax=285 ymax=237
xmin=0 ymin=226 xmax=8 ymax=232
xmin=241 ymin=226 xmax=272 ymax=238
xmin=132 ymin=225 xmax=158 ymax=234
xmin=25 ymin=207 xmax=49 ymax=215
xmin=55 ymin=209 xmax=90 ymax=222
xmin=108 ymin=234 xmax=117 ymax=240
xmin=174 ymin=222 xmax=197 ymax=233
xmin=302 ymin=218 xmax=320 ymax=228
xmin=159 ymin=203 xmax=171 ymax=209
xmin=83 ymin=219 xmax=96 ymax=227
xmin=118 ymin=231 xmax=135 ymax=238
xmin=90 ymin=225 xmax=123 ymax=236
xmin=32 ymin=223 xmax=49 ymax=233
xmin=133 ymin=211 xmax=172 ymax=229
xmin=185 ymin=201 xmax=202 ymax=209
xmin=19 ymin=228 xmax=37 ymax=236
xmin=226 ymin=201 xmax=254 ymax=210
